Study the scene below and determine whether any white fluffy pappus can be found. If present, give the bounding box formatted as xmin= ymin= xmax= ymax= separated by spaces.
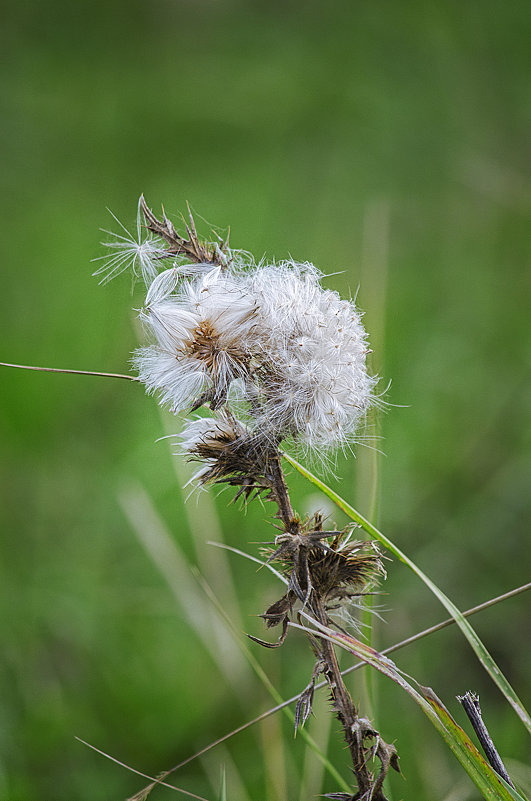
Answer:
xmin=92 ymin=199 xmax=164 ymax=286
xmin=97 ymin=199 xmax=381 ymax=457
xmin=133 ymin=266 xmax=258 ymax=413
xmin=245 ymin=261 xmax=378 ymax=450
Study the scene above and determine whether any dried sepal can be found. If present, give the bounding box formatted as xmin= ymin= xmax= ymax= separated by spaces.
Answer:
xmin=294 ymin=659 xmax=326 ymax=734
xmin=247 ymin=615 xmax=289 ymax=649
xmin=323 ymin=794 xmax=354 ymax=801
xmin=261 ymin=592 xmax=295 ymax=629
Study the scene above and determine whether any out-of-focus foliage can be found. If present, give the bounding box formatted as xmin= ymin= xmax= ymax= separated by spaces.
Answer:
xmin=1 ymin=2 xmax=529 ymax=800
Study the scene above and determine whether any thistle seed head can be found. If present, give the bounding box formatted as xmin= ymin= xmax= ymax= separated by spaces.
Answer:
xmin=246 ymin=261 xmax=377 ymax=450
xmin=134 ymin=267 xmax=257 ymax=413
xmin=101 ymin=198 xmax=381 ymax=463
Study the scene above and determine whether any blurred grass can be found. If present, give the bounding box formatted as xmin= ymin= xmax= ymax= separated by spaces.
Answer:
xmin=1 ymin=1 xmax=530 ymax=799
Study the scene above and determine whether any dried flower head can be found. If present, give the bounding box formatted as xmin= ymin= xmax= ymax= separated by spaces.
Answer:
xmin=179 ymin=414 xmax=268 ymax=496
xmin=266 ymin=528 xmax=385 ymax=609
xmin=99 ymin=198 xmax=381 ymax=467
xmin=134 ymin=266 xmax=257 ymax=412
xmin=304 ymin=537 xmax=385 ymax=605
xmin=255 ymin=529 xmax=385 ymax=650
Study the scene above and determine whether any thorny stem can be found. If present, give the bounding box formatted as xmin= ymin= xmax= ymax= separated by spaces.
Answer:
xmin=268 ymin=449 xmax=391 ymax=800
xmin=268 ymin=449 xmax=298 ymax=532
xmin=312 ymin=595 xmax=380 ymax=800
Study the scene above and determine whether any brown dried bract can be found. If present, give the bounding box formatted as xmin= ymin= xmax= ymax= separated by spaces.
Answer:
xmin=265 ymin=525 xmax=385 ymax=613
xmin=140 ymin=195 xmax=230 ymax=265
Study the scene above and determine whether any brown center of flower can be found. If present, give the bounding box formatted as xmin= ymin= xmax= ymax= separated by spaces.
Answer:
xmin=186 ymin=320 xmax=248 ymax=375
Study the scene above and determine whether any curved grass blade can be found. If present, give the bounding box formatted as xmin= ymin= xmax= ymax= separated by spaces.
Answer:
xmin=282 ymin=452 xmax=531 ymax=734
xmin=291 ymin=618 xmax=524 ymax=801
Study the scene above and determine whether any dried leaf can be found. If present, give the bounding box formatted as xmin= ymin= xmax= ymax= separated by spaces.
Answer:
xmin=262 ymin=594 xmax=293 ymax=628
xmin=247 ymin=616 xmax=289 ymax=648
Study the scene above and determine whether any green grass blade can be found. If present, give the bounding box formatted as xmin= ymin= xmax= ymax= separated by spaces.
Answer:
xmin=497 ymin=776 xmax=529 ymax=801
xmin=218 ymin=766 xmax=227 ymax=801
xmin=420 ymin=692 xmax=528 ymax=801
xmin=292 ymin=618 xmax=523 ymax=801
xmin=282 ymin=453 xmax=531 ymax=734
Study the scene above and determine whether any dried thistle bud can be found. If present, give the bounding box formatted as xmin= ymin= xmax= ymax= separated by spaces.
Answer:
xmin=305 ymin=537 xmax=385 ymax=605
xmin=179 ymin=415 xmax=268 ymax=495
xmin=269 ymin=530 xmax=385 ymax=608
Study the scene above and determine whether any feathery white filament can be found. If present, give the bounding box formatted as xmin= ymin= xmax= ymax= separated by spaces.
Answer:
xmin=92 ymin=200 xmax=162 ymax=286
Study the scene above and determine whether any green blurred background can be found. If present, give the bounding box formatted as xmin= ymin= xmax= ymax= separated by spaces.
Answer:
xmin=1 ymin=1 xmax=530 ymax=799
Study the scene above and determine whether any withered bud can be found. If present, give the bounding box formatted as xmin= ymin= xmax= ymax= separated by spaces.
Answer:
xmin=269 ymin=530 xmax=385 ymax=607
xmin=180 ymin=414 xmax=270 ymax=496
xmin=307 ymin=538 xmax=385 ymax=603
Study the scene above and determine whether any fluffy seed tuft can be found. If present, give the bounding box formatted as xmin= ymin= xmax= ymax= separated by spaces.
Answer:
xmin=102 ymin=198 xmax=381 ymax=464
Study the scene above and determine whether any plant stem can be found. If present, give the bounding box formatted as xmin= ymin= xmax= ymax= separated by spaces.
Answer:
xmin=313 ymin=595 xmax=381 ymax=800
xmin=268 ymin=449 xmax=390 ymax=800
xmin=0 ymin=361 xmax=138 ymax=380
xmin=457 ymin=692 xmax=515 ymax=788
xmin=269 ymin=449 xmax=297 ymax=531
